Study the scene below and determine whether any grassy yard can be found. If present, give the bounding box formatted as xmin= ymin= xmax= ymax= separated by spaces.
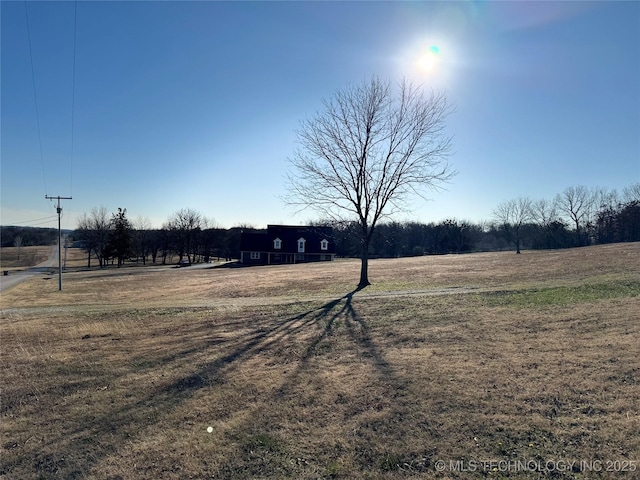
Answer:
xmin=0 ymin=246 xmax=53 ymax=270
xmin=1 ymin=243 xmax=639 ymax=479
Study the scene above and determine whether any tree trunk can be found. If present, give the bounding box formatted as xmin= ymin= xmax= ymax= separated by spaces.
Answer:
xmin=359 ymin=243 xmax=371 ymax=288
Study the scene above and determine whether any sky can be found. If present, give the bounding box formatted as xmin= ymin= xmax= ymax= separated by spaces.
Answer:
xmin=2 ymin=0 xmax=639 ymax=231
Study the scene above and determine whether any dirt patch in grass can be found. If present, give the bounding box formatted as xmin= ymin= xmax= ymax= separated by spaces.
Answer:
xmin=1 ymin=243 xmax=639 ymax=479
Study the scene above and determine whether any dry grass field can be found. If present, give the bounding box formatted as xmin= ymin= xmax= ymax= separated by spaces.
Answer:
xmin=1 ymin=243 xmax=639 ymax=479
xmin=0 ymin=246 xmax=53 ymax=271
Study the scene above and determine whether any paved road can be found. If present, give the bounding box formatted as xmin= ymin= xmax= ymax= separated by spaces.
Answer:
xmin=0 ymin=245 xmax=58 ymax=294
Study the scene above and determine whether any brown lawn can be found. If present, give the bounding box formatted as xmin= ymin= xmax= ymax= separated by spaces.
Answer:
xmin=1 ymin=243 xmax=639 ymax=479
xmin=0 ymin=246 xmax=53 ymax=270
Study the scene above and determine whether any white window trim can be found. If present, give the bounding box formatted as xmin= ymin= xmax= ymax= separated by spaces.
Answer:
xmin=273 ymin=238 xmax=282 ymax=250
xmin=320 ymin=239 xmax=329 ymax=251
xmin=297 ymin=237 xmax=306 ymax=253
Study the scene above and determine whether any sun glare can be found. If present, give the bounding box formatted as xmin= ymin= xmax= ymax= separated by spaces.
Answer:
xmin=399 ymin=38 xmax=457 ymax=88
xmin=417 ymin=45 xmax=441 ymax=73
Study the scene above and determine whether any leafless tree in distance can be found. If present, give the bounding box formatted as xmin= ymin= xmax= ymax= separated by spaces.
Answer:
xmin=133 ymin=216 xmax=153 ymax=265
xmin=167 ymin=208 xmax=203 ymax=263
xmin=532 ymin=198 xmax=558 ymax=229
xmin=13 ymin=235 xmax=23 ymax=261
xmin=531 ymin=197 xmax=564 ymax=248
xmin=493 ymin=197 xmax=534 ymax=254
xmin=76 ymin=206 xmax=112 ymax=267
xmin=555 ymin=185 xmax=596 ymax=246
xmin=285 ymin=76 xmax=455 ymax=287
xmin=623 ymin=182 xmax=640 ymax=204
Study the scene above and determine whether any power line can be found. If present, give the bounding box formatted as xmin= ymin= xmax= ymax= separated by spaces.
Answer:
xmin=7 ymin=215 xmax=58 ymax=226
xmin=23 ymin=1 xmax=47 ymax=196
xmin=69 ymin=0 xmax=77 ymax=197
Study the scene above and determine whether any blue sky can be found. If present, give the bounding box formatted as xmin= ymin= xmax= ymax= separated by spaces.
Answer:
xmin=2 ymin=1 xmax=639 ymax=230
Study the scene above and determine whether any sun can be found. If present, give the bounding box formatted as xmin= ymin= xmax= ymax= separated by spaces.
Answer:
xmin=416 ymin=45 xmax=441 ymax=73
xmin=399 ymin=38 xmax=456 ymax=87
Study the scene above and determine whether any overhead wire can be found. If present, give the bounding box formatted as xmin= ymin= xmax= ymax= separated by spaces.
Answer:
xmin=69 ymin=0 xmax=77 ymax=198
xmin=23 ymin=0 xmax=47 ymax=197
xmin=7 ymin=215 xmax=58 ymax=227
xmin=23 ymin=2 xmax=77 ymax=229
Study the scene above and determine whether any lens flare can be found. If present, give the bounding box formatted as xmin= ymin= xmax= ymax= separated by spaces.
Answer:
xmin=417 ymin=45 xmax=441 ymax=73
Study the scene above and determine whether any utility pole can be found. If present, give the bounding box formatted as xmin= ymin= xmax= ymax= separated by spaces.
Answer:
xmin=46 ymin=195 xmax=72 ymax=291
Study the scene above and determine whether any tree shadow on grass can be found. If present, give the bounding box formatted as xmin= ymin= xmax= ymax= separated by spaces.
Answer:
xmin=162 ymin=286 xmax=366 ymax=395
xmin=3 ymin=285 xmax=419 ymax=478
xmin=261 ymin=287 xmax=423 ymax=476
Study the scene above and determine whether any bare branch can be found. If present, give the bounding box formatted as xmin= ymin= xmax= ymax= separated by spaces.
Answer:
xmin=284 ymin=76 xmax=455 ymax=285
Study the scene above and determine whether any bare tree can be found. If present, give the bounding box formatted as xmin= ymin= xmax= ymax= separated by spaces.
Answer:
xmin=133 ymin=216 xmax=153 ymax=265
xmin=531 ymin=197 xmax=566 ymax=249
xmin=76 ymin=207 xmax=111 ymax=268
xmin=493 ymin=197 xmax=534 ymax=254
xmin=286 ymin=77 xmax=454 ymax=287
xmin=532 ymin=198 xmax=558 ymax=229
xmin=556 ymin=186 xmax=590 ymax=231
xmin=13 ymin=235 xmax=23 ymax=261
xmin=555 ymin=185 xmax=596 ymax=245
xmin=623 ymin=182 xmax=640 ymax=204
xmin=166 ymin=208 xmax=203 ymax=263
xmin=76 ymin=213 xmax=95 ymax=267
xmin=199 ymin=217 xmax=220 ymax=263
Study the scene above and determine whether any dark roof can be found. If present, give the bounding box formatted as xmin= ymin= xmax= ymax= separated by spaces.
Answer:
xmin=239 ymin=231 xmax=268 ymax=251
xmin=240 ymin=225 xmax=335 ymax=254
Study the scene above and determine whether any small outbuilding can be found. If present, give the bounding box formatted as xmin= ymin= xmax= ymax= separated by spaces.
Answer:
xmin=240 ymin=225 xmax=336 ymax=265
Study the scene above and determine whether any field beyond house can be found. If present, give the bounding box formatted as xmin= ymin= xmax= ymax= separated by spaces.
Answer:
xmin=1 ymin=243 xmax=639 ymax=479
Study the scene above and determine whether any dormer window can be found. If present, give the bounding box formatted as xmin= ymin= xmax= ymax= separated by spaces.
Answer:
xmin=297 ymin=237 xmax=306 ymax=253
xmin=273 ymin=238 xmax=282 ymax=250
xmin=320 ymin=239 xmax=329 ymax=251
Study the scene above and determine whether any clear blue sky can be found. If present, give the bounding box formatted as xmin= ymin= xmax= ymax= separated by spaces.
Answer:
xmin=2 ymin=1 xmax=639 ymax=230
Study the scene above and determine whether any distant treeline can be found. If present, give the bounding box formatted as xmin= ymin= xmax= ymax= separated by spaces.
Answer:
xmin=347 ymin=183 xmax=640 ymax=257
xmin=67 ymin=182 xmax=639 ymax=267
xmin=1 ymin=226 xmax=58 ymax=248
xmin=332 ymin=211 xmax=639 ymax=258
xmin=73 ymin=225 xmax=245 ymax=268
xmin=73 ymin=207 xmax=247 ymax=267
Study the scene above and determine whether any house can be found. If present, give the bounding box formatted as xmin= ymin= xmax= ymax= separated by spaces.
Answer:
xmin=240 ymin=225 xmax=336 ymax=265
